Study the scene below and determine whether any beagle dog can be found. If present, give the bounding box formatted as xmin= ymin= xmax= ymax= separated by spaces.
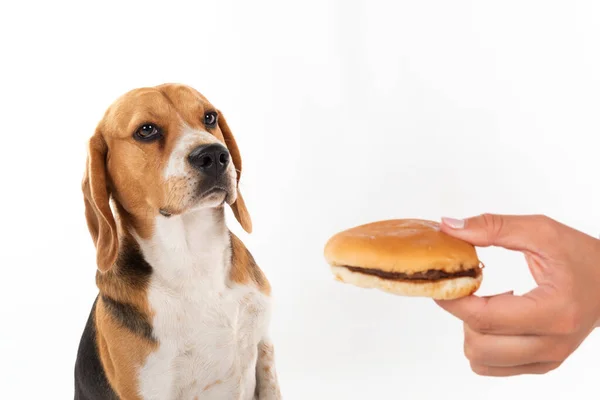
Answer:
xmin=73 ymin=84 xmax=281 ymax=400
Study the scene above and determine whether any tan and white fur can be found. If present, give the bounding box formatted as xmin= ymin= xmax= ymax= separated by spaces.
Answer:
xmin=74 ymin=83 xmax=281 ymax=400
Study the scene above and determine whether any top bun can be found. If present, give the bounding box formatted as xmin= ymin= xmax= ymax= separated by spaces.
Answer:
xmin=324 ymin=219 xmax=480 ymax=274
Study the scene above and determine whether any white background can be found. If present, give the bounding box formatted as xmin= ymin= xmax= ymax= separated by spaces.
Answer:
xmin=1 ymin=0 xmax=600 ymax=399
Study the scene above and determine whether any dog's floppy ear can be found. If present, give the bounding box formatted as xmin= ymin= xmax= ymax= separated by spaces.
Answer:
xmin=82 ymin=131 xmax=119 ymax=272
xmin=217 ymin=111 xmax=252 ymax=233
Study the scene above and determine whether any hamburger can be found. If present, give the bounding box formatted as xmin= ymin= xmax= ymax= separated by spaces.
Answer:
xmin=324 ymin=219 xmax=483 ymax=300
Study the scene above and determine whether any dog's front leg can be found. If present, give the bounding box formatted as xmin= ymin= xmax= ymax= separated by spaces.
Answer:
xmin=254 ymin=339 xmax=282 ymax=400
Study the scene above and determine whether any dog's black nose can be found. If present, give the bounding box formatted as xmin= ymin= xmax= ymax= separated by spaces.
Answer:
xmin=188 ymin=143 xmax=230 ymax=176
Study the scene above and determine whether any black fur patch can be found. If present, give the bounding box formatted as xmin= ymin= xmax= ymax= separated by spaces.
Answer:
xmin=113 ymin=237 xmax=153 ymax=289
xmin=101 ymin=295 xmax=155 ymax=342
xmin=74 ymin=297 xmax=119 ymax=400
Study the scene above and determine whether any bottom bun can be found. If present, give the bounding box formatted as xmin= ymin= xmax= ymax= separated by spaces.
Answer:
xmin=331 ymin=265 xmax=482 ymax=300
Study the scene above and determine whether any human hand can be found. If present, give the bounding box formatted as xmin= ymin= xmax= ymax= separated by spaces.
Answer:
xmin=435 ymin=214 xmax=600 ymax=377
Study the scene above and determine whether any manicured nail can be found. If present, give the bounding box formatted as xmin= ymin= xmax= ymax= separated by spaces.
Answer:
xmin=483 ymin=290 xmax=514 ymax=299
xmin=441 ymin=217 xmax=465 ymax=229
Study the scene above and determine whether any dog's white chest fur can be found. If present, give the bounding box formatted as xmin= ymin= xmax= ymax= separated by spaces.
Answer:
xmin=135 ymin=211 xmax=271 ymax=400
xmin=141 ymin=281 xmax=270 ymax=400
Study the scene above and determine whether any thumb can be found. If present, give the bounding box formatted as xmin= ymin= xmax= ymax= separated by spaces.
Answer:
xmin=440 ymin=214 xmax=557 ymax=254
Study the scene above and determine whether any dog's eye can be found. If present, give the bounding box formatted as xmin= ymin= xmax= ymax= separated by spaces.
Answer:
xmin=204 ymin=111 xmax=218 ymax=128
xmin=134 ymin=124 xmax=162 ymax=141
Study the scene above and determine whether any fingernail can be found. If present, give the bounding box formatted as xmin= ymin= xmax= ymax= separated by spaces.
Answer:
xmin=442 ymin=217 xmax=465 ymax=229
xmin=482 ymin=290 xmax=514 ymax=299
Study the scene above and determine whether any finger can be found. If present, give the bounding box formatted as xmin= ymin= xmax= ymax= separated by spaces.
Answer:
xmin=440 ymin=214 xmax=559 ymax=255
xmin=435 ymin=287 xmax=559 ymax=335
xmin=469 ymin=361 xmax=562 ymax=377
xmin=463 ymin=324 xmax=570 ymax=367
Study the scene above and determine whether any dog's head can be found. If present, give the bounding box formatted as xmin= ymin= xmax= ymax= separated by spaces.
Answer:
xmin=82 ymin=83 xmax=252 ymax=271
